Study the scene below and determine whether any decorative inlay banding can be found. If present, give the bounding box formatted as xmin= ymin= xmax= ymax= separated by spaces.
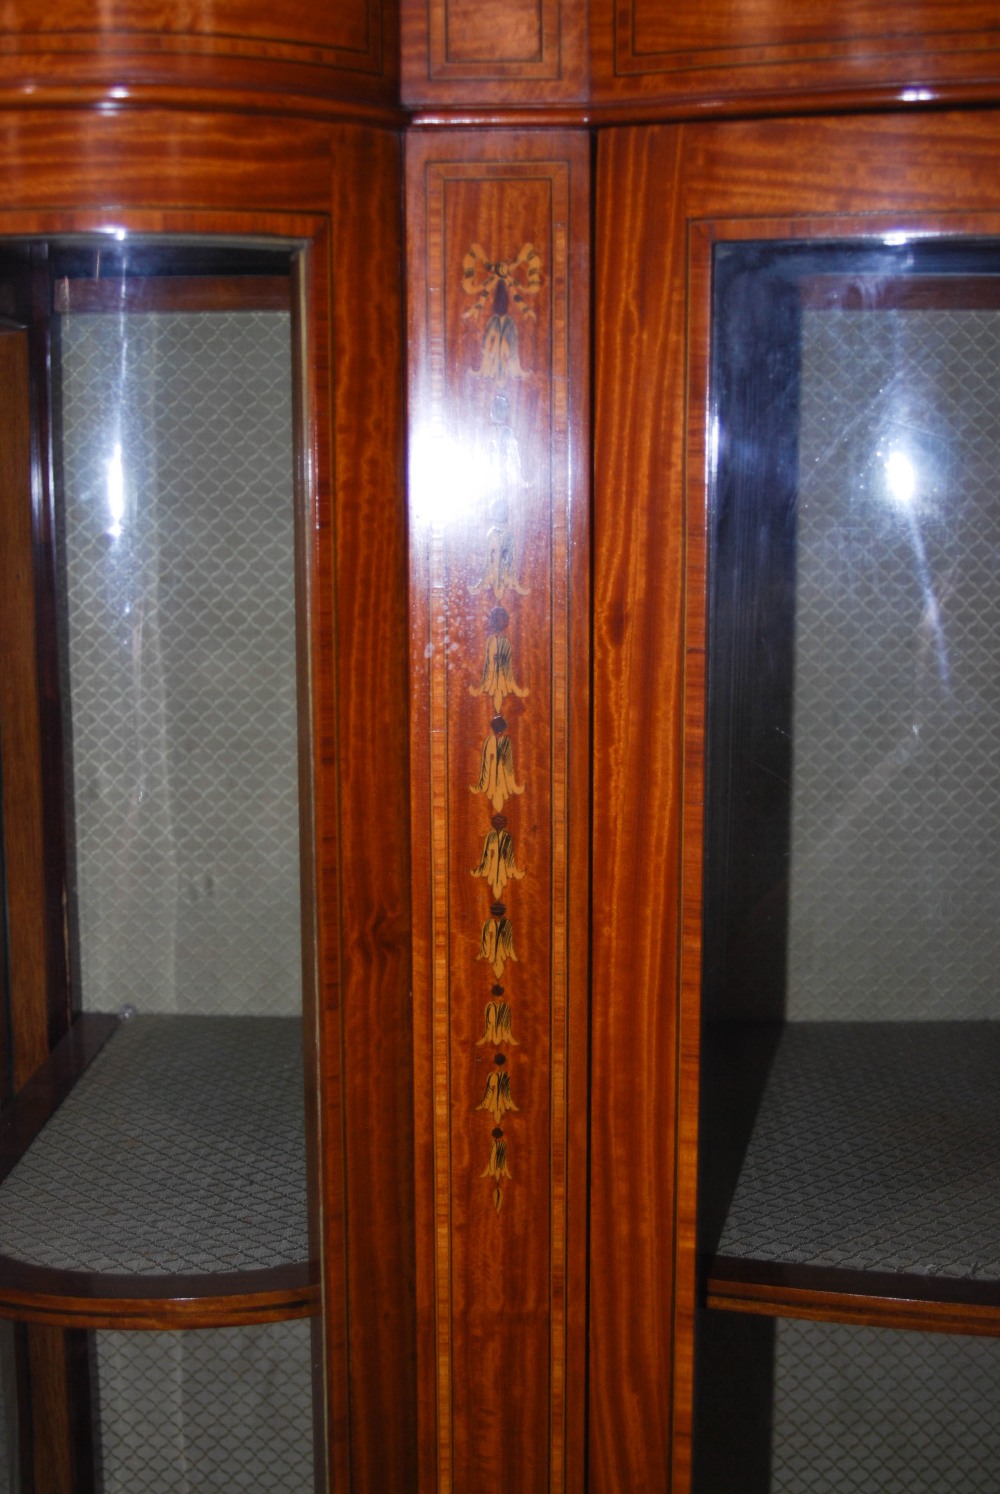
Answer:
xmin=465 ymin=240 xmax=543 ymax=1213
xmin=411 ymin=139 xmax=587 ymax=1492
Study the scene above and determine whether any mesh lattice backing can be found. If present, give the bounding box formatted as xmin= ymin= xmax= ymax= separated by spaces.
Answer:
xmin=717 ymin=1022 xmax=1000 ymax=1277
xmin=789 ymin=308 xmax=1000 ymax=1020
xmin=771 ymin=1319 xmax=1000 ymax=1491
xmin=58 ymin=310 xmax=300 ymax=1018
xmin=0 ymin=1016 xmax=307 ymax=1275
xmin=94 ymin=1320 xmax=315 ymax=1493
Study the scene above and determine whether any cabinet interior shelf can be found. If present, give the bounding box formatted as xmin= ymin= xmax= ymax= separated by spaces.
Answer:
xmin=706 ymin=1021 xmax=1000 ymax=1336
xmin=0 ymin=1012 xmax=317 ymax=1330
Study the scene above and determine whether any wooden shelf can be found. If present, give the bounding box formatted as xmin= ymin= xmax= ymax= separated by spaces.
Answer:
xmin=0 ymin=1012 xmax=318 ymax=1330
xmin=707 ymin=1022 xmax=1000 ymax=1335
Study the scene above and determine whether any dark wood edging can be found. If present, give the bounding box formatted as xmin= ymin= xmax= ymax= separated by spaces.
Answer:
xmin=708 ymin=1255 xmax=1000 ymax=1337
xmin=0 ymin=1012 xmax=319 ymax=1329
xmin=0 ymin=1262 xmax=319 ymax=1330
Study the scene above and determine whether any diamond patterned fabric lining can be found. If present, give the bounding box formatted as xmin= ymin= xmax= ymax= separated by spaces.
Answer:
xmin=771 ymin=1320 xmax=1000 ymax=1491
xmin=789 ymin=308 xmax=1000 ymax=1021
xmin=58 ymin=309 xmax=300 ymax=1019
xmin=717 ymin=1022 xmax=1000 ymax=1277
xmin=0 ymin=1016 xmax=307 ymax=1275
xmin=94 ymin=1320 xmax=314 ymax=1492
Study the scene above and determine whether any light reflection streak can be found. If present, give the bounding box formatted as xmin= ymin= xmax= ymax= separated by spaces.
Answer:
xmin=880 ymin=446 xmax=951 ymax=692
xmin=106 ymin=441 xmax=124 ymax=537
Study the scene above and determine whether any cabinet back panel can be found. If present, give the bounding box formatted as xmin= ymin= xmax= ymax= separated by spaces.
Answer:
xmin=57 ymin=308 xmax=300 ymax=1019
xmin=93 ymin=1321 xmax=313 ymax=1493
xmin=789 ymin=304 xmax=1000 ymax=1020
xmin=771 ymin=1319 xmax=1000 ymax=1492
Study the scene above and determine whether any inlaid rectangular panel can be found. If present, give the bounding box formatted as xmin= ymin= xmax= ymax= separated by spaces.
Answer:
xmin=406 ymin=133 xmax=589 ymax=1493
xmin=401 ymin=0 xmax=586 ymax=103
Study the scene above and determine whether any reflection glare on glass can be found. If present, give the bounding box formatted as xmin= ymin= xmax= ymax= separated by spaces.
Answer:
xmin=106 ymin=441 xmax=125 ymax=538
xmin=874 ymin=441 xmax=951 ymax=688
xmin=883 ymin=448 xmax=916 ymax=509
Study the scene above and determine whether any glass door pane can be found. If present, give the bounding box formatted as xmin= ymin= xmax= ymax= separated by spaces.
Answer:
xmin=0 ymin=240 xmax=320 ymax=1493
xmin=695 ymin=240 xmax=1000 ymax=1492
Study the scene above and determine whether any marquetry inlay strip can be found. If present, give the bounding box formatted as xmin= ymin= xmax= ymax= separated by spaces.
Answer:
xmin=463 ymin=237 xmax=540 ymax=1214
xmin=408 ymin=136 xmax=588 ymax=1493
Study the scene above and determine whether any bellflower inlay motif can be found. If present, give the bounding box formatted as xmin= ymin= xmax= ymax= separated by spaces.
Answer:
xmin=463 ymin=240 xmax=541 ymax=1213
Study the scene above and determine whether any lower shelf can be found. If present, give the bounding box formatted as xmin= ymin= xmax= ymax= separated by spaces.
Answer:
xmin=0 ymin=1012 xmax=318 ymax=1330
xmin=707 ymin=1021 xmax=1000 ymax=1335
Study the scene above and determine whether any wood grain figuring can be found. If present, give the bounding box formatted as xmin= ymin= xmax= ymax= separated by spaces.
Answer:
xmin=326 ymin=124 xmax=417 ymax=1494
xmin=0 ymin=0 xmax=399 ymax=108
xmin=590 ymin=125 xmax=686 ymax=1494
xmin=593 ymin=111 xmax=1000 ymax=1491
xmin=401 ymin=0 xmax=587 ymax=104
xmin=442 ymin=0 xmax=544 ymax=65
xmin=627 ymin=0 xmax=1000 ymax=55
xmin=407 ymin=131 xmax=589 ymax=1493
xmin=0 ymin=0 xmax=376 ymax=50
xmin=26 ymin=1326 xmax=80 ymax=1494
xmin=591 ymin=0 xmax=1000 ymax=112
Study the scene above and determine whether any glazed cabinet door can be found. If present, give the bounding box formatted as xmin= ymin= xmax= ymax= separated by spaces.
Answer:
xmin=0 ymin=236 xmax=323 ymax=1494
xmin=0 ymin=110 xmax=411 ymax=1494
xmin=595 ymin=112 xmax=1000 ymax=1493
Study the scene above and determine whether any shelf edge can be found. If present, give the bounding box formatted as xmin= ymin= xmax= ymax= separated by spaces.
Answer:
xmin=708 ymin=1257 xmax=1000 ymax=1338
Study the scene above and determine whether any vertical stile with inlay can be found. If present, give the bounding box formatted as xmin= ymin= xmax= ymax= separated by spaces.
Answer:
xmin=407 ymin=132 xmax=590 ymax=1494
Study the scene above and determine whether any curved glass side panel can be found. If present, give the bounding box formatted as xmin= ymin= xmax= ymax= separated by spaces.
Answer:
xmin=0 ymin=240 xmax=320 ymax=1494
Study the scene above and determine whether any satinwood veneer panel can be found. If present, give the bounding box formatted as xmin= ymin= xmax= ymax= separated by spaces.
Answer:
xmin=0 ymin=0 xmax=397 ymax=113
xmin=592 ymin=0 xmax=1000 ymax=114
xmin=407 ymin=130 xmax=589 ymax=1494
xmin=595 ymin=109 xmax=1000 ymax=1492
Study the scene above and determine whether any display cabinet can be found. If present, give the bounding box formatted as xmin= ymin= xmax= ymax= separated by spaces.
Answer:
xmin=10 ymin=3 xmax=1000 ymax=1492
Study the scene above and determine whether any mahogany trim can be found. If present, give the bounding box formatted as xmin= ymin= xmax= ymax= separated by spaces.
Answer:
xmin=406 ymin=83 xmax=1000 ymax=129
xmin=708 ymin=1260 xmax=1000 ymax=1338
xmin=710 ymin=1255 xmax=1000 ymax=1312
xmin=0 ymin=323 xmax=54 ymax=1093
xmin=0 ymin=1275 xmax=319 ymax=1330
